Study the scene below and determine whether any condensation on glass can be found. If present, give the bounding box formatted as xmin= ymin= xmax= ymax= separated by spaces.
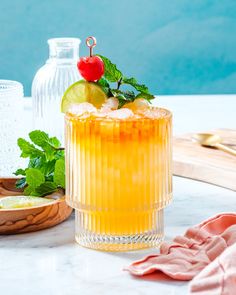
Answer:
xmin=65 ymin=109 xmax=172 ymax=251
xmin=0 ymin=80 xmax=24 ymax=176
xmin=32 ymin=38 xmax=81 ymax=142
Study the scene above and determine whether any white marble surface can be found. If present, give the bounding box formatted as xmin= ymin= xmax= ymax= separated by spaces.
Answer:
xmin=1 ymin=95 xmax=236 ymax=295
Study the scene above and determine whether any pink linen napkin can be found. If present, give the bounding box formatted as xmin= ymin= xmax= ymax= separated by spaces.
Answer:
xmin=125 ymin=213 xmax=236 ymax=283
xmin=190 ymin=242 xmax=236 ymax=294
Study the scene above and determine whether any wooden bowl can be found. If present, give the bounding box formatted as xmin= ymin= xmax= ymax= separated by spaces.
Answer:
xmin=0 ymin=178 xmax=73 ymax=234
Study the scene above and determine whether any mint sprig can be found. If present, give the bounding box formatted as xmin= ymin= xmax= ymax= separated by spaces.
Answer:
xmin=97 ymin=55 xmax=155 ymax=107
xmin=14 ymin=130 xmax=65 ymax=197
xmin=122 ymin=77 xmax=150 ymax=94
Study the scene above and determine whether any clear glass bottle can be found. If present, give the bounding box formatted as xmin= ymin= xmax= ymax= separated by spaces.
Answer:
xmin=32 ymin=38 xmax=81 ymax=143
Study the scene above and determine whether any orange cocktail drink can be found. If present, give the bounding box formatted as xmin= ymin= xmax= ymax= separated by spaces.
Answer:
xmin=65 ymin=106 xmax=172 ymax=251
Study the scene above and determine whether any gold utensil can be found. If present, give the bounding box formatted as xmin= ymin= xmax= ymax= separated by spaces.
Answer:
xmin=192 ymin=133 xmax=236 ymax=156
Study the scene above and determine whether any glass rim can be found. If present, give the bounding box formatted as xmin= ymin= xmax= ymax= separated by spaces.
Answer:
xmin=0 ymin=80 xmax=23 ymax=93
xmin=65 ymin=107 xmax=172 ymax=122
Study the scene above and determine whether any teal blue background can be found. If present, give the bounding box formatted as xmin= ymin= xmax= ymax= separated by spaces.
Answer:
xmin=0 ymin=0 xmax=236 ymax=96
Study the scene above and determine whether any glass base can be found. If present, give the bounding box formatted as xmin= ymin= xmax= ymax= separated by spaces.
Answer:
xmin=75 ymin=231 xmax=164 ymax=252
xmin=75 ymin=209 xmax=164 ymax=252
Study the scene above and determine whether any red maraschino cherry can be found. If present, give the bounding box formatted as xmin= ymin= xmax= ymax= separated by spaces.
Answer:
xmin=77 ymin=36 xmax=104 ymax=82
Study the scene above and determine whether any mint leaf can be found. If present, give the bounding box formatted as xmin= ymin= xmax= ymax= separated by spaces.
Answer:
xmin=15 ymin=178 xmax=26 ymax=189
xmin=35 ymin=182 xmax=57 ymax=197
xmin=111 ymin=89 xmax=137 ymax=108
xmin=14 ymin=168 xmax=26 ymax=176
xmin=29 ymin=130 xmax=62 ymax=150
xmin=29 ymin=157 xmax=55 ymax=180
xmin=136 ymin=92 xmax=155 ymax=101
xmin=123 ymin=77 xmax=151 ymax=94
xmin=54 ymin=159 xmax=65 ymax=189
xmin=111 ymin=89 xmax=125 ymax=98
xmin=42 ymin=160 xmax=57 ymax=180
xmin=97 ymin=77 xmax=110 ymax=88
xmin=29 ymin=130 xmax=50 ymax=148
xmin=24 ymin=186 xmax=34 ymax=196
xmin=97 ymin=55 xmax=122 ymax=82
xmin=29 ymin=131 xmax=52 ymax=161
xmin=25 ymin=168 xmax=45 ymax=188
xmin=17 ymin=138 xmax=43 ymax=158
xmin=118 ymin=100 xmax=127 ymax=108
xmin=54 ymin=150 xmax=65 ymax=160
xmin=44 ymin=149 xmax=55 ymax=162
xmin=97 ymin=77 xmax=112 ymax=96
xmin=29 ymin=157 xmax=45 ymax=169
xmin=112 ymin=89 xmax=136 ymax=109
xmin=111 ymin=89 xmax=136 ymax=102
xmin=29 ymin=130 xmax=63 ymax=161
xmin=48 ymin=137 xmax=61 ymax=148
xmin=123 ymin=90 xmax=136 ymax=100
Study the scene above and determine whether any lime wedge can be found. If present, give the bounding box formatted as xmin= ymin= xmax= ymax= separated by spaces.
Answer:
xmin=61 ymin=80 xmax=107 ymax=113
xmin=0 ymin=196 xmax=54 ymax=209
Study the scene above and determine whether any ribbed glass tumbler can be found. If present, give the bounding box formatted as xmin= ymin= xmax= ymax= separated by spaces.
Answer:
xmin=65 ymin=108 xmax=172 ymax=251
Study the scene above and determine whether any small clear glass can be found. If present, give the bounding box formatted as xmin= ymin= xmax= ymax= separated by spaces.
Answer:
xmin=0 ymin=80 xmax=24 ymax=176
xmin=32 ymin=38 xmax=81 ymax=142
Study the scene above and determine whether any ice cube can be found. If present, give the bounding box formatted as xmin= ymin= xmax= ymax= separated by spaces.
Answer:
xmin=93 ymin=110 xmax=108 ymax=118
xmin=124 ymin=98 xmax=149 ymax=112
xmin=143 ymin=107 xmax=164 ymax=119
xmin=68 ymin=102 xmax=97 ymax=116
xmin=107 ymin=108 xmax=134 ymax=119
xmin=101 ymin=97 xmax=119 ymax=112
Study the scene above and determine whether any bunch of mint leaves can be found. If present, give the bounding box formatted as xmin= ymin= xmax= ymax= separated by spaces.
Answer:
xmin=14 ymin=130 xmax=65 ymax=197
xmin=97 ymin=55 xmax=155 ymax=108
